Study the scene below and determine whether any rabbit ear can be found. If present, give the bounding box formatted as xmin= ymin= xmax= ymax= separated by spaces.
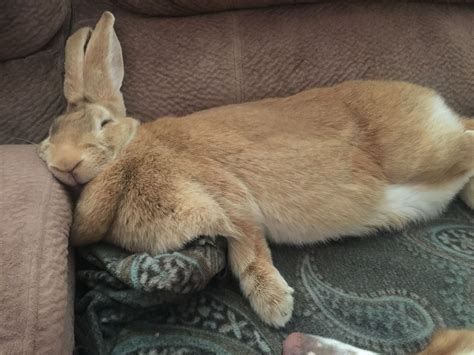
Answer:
xmin=64 ymin=27 xmax=92 ymax=111
xmin=83 ymin=12 xmax=126 ymax=116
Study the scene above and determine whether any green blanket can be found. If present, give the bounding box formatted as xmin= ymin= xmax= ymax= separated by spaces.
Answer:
xmin=74 ymin=200 xmax=473 ymax=355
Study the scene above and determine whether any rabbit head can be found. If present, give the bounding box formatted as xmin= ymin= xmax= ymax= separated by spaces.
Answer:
xmin=38 ymin=12 xmax=139 ymax=186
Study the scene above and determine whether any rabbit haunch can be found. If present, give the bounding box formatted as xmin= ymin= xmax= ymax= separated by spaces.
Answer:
xmin=38 ymin=12 xmax=474 ymax=328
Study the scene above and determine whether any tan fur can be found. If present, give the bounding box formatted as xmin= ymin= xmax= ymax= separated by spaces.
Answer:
xmin=38 ymin=12 xmax=474 ymax=327
xmin=418 ymin=329 xmax=474 ymax=355
xmin=284 ymin=329 xmax=474 ymax=354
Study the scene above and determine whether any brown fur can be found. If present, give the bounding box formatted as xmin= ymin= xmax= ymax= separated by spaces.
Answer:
xmin=38 ymin=12 xmax=474 ymax=327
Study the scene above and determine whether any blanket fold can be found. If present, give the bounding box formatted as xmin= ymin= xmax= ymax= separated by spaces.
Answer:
xmin=78 ymin=237 xmax=227 ymax=295
xmin=75 ymin=237 xmax=228 ymax=354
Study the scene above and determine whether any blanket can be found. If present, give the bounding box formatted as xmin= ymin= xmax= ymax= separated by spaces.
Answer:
xmin=74 ymin=237 xmax=227 ymax=354
xmin=74 ymin=200 xmax=473 ymax=355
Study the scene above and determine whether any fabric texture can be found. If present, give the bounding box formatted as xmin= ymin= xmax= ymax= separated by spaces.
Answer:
xmin=75 ymin=237 xmax=227 ymax=354
xmin=0 ymin=1 xmax=69 ymax=145
xmin=3 ymin=0 xmax=474 ymax=143
xmin=0 ymin=0 xmax=68 ymax=60
xmin=110 ymin=0 xmax=474 ymax=16
xmin=78 ymin=237 xmax=227 ymax=294
xmin=74 ymin=201 xmax=473 ymax=354
xmin=0 ymin=145 xmax=74 ymax=354
xmin=72 ymin=0 xmax=474 ymax=123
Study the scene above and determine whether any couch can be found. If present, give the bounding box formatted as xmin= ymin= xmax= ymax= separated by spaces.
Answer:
xmin=1 ymin=0 xmax=473 ymax=354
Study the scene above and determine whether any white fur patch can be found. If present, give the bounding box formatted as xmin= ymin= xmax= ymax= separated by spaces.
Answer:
xmin=383 ymin=174 xmax=472 ymax=224
xmin=428 ymin=96 xmax=464 ymax=133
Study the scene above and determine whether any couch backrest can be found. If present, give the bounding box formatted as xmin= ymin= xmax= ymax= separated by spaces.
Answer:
xmin=1 ymin=0 xmax=473 ymax=144
xmin=0 ymin=0 xmax=69 ymax=144
xmin=74 ymin=0 xmax=474 ymax=123
xmin=100 ymin=0 xmax=474 ymax=16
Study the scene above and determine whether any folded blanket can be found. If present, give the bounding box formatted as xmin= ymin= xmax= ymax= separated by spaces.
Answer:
xmin=75 ymin=237 xmax=227 ymax=354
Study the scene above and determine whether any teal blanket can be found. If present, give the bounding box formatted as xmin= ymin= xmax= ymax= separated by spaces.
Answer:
xmin=74 ymin=201 xmax=473 ymax=355
xmin=75 ymin=237 xmax=228 ymax=354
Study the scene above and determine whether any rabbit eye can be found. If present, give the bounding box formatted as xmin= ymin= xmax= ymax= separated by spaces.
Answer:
xmin=101 ymin=119 xmax=112 ymax=129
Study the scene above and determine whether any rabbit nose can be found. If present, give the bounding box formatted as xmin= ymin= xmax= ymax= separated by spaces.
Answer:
xmin=50 ymin=159 xmax=83 ymax=174
xmin=49 ymin=146 xmax=83 ymax=173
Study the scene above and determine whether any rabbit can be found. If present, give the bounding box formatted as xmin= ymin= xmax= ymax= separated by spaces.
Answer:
xmin=38 ymin=11 xmax=474 ymax=328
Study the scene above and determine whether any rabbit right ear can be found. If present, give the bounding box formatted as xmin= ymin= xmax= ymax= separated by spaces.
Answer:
xmin=83 ymin=12 xmax=126 ymax=117
xmin=64 ymin=27 xmax=92 ymax=111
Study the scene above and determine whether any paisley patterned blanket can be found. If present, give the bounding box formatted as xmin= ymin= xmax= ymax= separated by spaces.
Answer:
xmin=74 ymin=201 xmax=473 ymax=355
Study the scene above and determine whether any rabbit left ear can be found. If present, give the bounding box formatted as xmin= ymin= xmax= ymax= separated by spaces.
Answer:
xmin=64 ymin=26 xmax=92 ymax=111
xmin=83 ymin=11 xmax=126 ymax=116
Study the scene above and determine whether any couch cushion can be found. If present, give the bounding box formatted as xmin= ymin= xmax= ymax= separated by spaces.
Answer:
xmin=0 ymin=145 xmax=74 ymax=354
xmin=72 ymin=0 xmax=474 ymax=122
xmin=0 ymin=28 xmax=67 ymax=144
xmin=0 ymin=0 xmax=68 ymax=60
xmin=111 ymin=0 xmax=474 ymax=16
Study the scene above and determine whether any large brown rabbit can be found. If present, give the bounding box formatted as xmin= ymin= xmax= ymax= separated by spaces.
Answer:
xmin=38 ymin=12 xmax=474 ymax=327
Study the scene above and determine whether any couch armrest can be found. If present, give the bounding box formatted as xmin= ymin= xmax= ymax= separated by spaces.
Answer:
xmin=0 ymin=145 xmax=74 ymax=354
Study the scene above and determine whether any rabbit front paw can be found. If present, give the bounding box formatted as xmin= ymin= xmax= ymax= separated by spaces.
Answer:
xmin=240 ymin=263 xmax=294 ymax=327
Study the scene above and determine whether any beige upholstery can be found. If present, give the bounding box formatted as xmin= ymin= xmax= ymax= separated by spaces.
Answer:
xmin=0 ymin=145 xmax=74 ymax=354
